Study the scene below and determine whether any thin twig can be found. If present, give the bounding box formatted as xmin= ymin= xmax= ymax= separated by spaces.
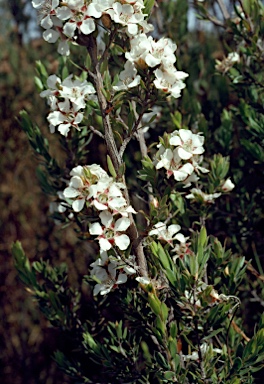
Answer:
xmin=87 ymin=35 xmax=121 ymax=173
xmin=99 ymin=26 xmax=119 ymax=65
xmin=132 ymin=101 xmax=148 ymax=158
xmin=118 ymin=99 xmax=154 ymax=158
xmin=89 ymin=125 xmax=105 ymax=139
xmin=216 ymin=0 xmax=230 ymax=20
xmin=116 ymin=115 xmax=130 ymax=131
xmin=245 ymin=261 xmax=264 ymax=282
xmin=229 ymin=314 xmax=250 ymax=342
xmin=131 ymin=101 xmax=155 ymax=205
xmin=119 ymin=136 xmax=131 ymax=158
xmin=250 ymin=290 xmax=264 ymax=308
xmin=204 ymin=12 xmax=225 ymax=28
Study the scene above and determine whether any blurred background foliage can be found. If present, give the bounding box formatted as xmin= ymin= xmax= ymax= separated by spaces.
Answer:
xmin=1 ymin=0 xmax=263 ymax=383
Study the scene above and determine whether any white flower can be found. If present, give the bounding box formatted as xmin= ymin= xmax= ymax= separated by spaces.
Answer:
xmin=89 ymin=211 xmax=131 ymax=251
xmin=186 ymin=188 xmax=222 ymax=203
xmin=47 ymin=99 xmax=84 ymax=136
xmin=227 ymin=52 xmax=240 ymax=63
xmin=144 ymin=37 xmax=177 ymax=68
xmin=43 ymin=28 xmax=60 ymax=43
xmin=155 ymin=147 xmax=194 ymax=181
xmin=153 ymin=68 xmax=188 ymax=98
xmin=125 ymin=33 xmax=150 ymax=66
xmin=215 ymin=52 xmax=240 ymax=73
xmin=170 ymin=129 xmax=205 ymax=160
xmin=56 ymin=1 xmax=96 ymax=38
xmin=221 ymin=178 xmax=235 ymax=192
xmin=90 ymin=251 xmax=128 ymax=295
xmin=63 ymin=165 xmax=109 ymax=212
xmin=58 ymin=40 xmax=70 ymax=56
xmin=116 ymin=254 xmax=138 ymax=275
xmin=41 ymin=74 xmax=95 ymax=107
xmin=126 ymin=34 xmax=178 ymax=70
xmin=59 ymin=75 xmax=95 ymax=109
xmin=41 ymin=74 xmax=96 ymax=136
xmin=149 ymin=222 xmax=186 ymax=244
xmin=182 ymin=343 xmax=222 ymax=362
xmin=136 ymin=276 xmax=151 ymax=284
xmin=191 ymin=155 xmax=210 ymax=175
xmin=113 ymin=61 xmax=141 ymax=91
xmin=89 ymin=178 xmax=128 ymax=213
xmin=107 ymin=1 xmax=146 ymax=36
xmin=172 ymin=241 xmax=192 ymax=261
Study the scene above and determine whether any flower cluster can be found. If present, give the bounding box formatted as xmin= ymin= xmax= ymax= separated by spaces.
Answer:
xmin=90 ymin=251 xmax=137 ymax=295
xmin=63 ymin=164 xmax=135 ymax=214
xmin=32 ymin=0 xmax=152 ymax=55
xmin=40 ymin=74 xmax=96 ymax=136
xmin=63 ymin=164 xmax=136 ymax=251
xmin=114 ymin=34 xmax=188 ymax=98
xmin=33 ymin=1 xmax=187 ymax=98
xmin=154 ymin=128 xmax=208 ymax=184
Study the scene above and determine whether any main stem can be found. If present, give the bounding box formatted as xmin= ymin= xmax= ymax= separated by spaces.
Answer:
xmin=87 ymin=35 xmax=148 ymax=277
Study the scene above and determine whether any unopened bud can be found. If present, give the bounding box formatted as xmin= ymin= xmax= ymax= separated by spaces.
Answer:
xmin=222 ymin=178 xmax=235 ymax=192
xmin=136 ymin=58 xmax=148 ymax=70
xmin=101 ymin=14 xmax=112 ymax=29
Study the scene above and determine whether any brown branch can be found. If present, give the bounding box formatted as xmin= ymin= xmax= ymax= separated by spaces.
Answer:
xmin=87 ymin=35 xmax=121 ymax=173
xmin=89 ymin=125 xmax=104 ymax=139
xmin=228 ymin=314 xmax=250 ymax=342
xmin=245 ymin=261 xmax=264 ymax=282
xmin=204 ymin=11 xmax=225 ymax=28
xmin=87 ymin=36 xmax=148 ymax=277
xmin=216 ymin=0 xmax=230 ymax=20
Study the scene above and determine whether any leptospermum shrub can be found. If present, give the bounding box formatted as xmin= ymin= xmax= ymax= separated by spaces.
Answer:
xmin=12 ymin=1 xmax=264 ymax=383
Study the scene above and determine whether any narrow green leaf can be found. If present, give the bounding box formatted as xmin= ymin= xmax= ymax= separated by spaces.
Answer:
xmin=107 ymin=155 xmax=117 ymax=178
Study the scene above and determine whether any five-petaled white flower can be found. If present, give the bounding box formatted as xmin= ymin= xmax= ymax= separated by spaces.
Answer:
xmin=149 ymin=222 xmax=186 ymax=245
xmin=90 ymin=251 xmax=128 ymax=295
xmin=169 ymin=129 xmax=205 ymax=160
xmin=63 ymin=165 xmax=108 ymax=212
xmin=156 ymin=147 xmax=195 ymax=181
xmin=89 ymin=211 xmax=131 ymax=251
xmin=113 ymin=61 xmax=141 ymax=91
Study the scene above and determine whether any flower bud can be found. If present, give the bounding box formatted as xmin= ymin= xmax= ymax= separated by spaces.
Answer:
xmin=222 ymin=178 xmax=235 ymax=192
xmin=101 ymin=14 xmax=112 ymax=29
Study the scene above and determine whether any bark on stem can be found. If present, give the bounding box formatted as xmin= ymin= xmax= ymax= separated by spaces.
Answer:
xmin=87 ymin=36 xmax=148 ymax=277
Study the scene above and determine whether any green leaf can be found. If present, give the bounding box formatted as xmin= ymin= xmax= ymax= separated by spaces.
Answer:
xmin=198 ymin=226 xmax=207 ymax=248
xmin=34 ymin=76 xmax=43 ymax=92
xmin=171 ymin=111 xmax=182 ymax=129
xmin=148 ymin=293 xmax=161 ymax=316
xmin=107 ymin=155 xmax=117 ymax=178
xmin=160 ymin=302 xmax=169 ymax=322
xmin=12 ymin=241 xmax=37 ymax=288
xmin=164 ymin=371 xmax=176 ymax=380
xmin=62 ymin=66 xmax=69 ymax=80
xmin=141 ymin=341 xmax=152 ymax=363
xmin=144 ymin=0 xmax=155 ymax=16
xmin=170 ymin=321 xmax=178 ymax=339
